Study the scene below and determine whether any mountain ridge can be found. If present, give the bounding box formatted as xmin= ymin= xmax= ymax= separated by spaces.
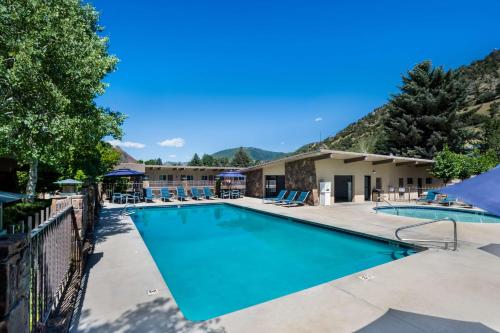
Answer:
xmin=211 ymin=147 xmax=287 ymax=161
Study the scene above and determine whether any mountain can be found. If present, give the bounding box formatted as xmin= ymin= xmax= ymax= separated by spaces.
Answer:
xmin=212 ymin=147 xmax=287 ymax=161
xmin=114 ymin=146 xmax=138 ymax=163
xmin=296 ymin=50 xmax=500 ymax=154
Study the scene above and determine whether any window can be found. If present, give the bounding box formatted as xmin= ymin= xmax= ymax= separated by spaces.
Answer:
xmin=407 ymin=177 xmax=413 ymax=185
xmin=181 ymin=175 xmax=194 ymax=181
xmin=398 ymin=178 xmax=404 ymax=187
xmin=201 ymin=175 xmax=208 ymax=181
xmin=167 ymin=175 xmax=173 ymax=181
xmin=159 ymin=175 xmax=167 ymax=181
xmin=375 ymin=177 xmax=382 ymax=190
xmin=208 ymin=175 xmax=214 ymax=181
xmin=425 ymin=177 xmax=433 ymax=185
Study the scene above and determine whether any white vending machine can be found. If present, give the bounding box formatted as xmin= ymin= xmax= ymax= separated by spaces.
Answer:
xmin=320 ymin=182 xmax=331 ymax=206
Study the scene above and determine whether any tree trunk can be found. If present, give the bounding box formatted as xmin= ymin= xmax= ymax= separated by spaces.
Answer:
xmin=26 ymin=159 xmax=38 ymax=202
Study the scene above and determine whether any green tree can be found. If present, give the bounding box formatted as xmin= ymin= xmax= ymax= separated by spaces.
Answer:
xmin=0 ymin=0 xmax=122 ymax=200
xmin=189 ymin=153 xmax=202 ymax=166
xmin=482 ymin=102 xmax=500 ymax=158
xmin=231 ymin=147 xmax=252 ymax=167
xmin=376 ymin=61 xmax=469 ymax=158
xmin=201 ymin=154 xmax=214 ymax=166
xmin=63 ymin=141 xmax=121 ymax=181
xmin=214 ymin=157 xmax=230 ymax=167
xmin=431 ymin=146 xmax=459 ymax=184
xmin=144 ymin=158 xmax=162 ymax=165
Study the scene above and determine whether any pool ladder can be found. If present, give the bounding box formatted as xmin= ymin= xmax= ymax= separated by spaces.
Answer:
xmin=395 ymin=217 xmax=458 ymax=251
xmin=121 ymin=204 xmax=136 ymax=217
xmin=375 ymin=196 xmax=399 ymax=215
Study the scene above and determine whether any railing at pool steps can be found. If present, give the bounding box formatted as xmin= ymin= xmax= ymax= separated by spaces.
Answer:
xmin=395 ymin=217 xmax=458 ymax=251
xmin=121 ymin=204 xmax=136 ymax=216
xmin=375 ymin=196 xmax=399 ymax=215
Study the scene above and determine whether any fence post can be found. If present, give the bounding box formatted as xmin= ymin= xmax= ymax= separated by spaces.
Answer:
xmin=0 ymin=235 xmax=30 ymax=333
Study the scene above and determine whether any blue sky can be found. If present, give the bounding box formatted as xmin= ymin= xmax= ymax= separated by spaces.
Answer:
xmin=93 ymin=0 xmax=499 ymax=162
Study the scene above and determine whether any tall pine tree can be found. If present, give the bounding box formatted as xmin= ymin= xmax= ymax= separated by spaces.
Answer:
xmin=188 ymin=153 xmax=201 ymax=166
xmin=231 ymin=147 xmax=252 ymax=167
xmin=376 ymin=61 xmax=468 ymax=158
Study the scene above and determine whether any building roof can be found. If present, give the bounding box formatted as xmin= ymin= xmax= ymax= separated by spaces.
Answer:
xmin=144 ymin=165 xmax=237 ymax=171
xmin=241 ymin=149 xmax=434 ymax=172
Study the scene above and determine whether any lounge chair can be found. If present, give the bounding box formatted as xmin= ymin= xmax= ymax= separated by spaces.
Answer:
xmin=177 ymin=186 xmax=188 ymax=201
xmin=191 ymin=188 xmax=202 ymax=200
xmin=276 ymin=190 xmax=297 ymax=205
xmin=439 ymin=195 xmax=457 ymax=206
xmin=221 ymin=189 xmax=230 ymax=199
xmin=112 ymin=192 xmax=124 ymax=204
xmin=231 ymin=189 xmax=240 ymax=199
xmin=263 ymin=189 xmax=287 ymax=204
xmin=416 ymin=190 xmax=438 ymax=204
xmin=160 ymin=188 xmax=172 ymax=202
xmin=283 ymin=191 xmax=310 ymax=207
xmin=203 ymin=187 xmax=217 ymax=199
xmin=143 ymin=188 xmax=155 ymax=202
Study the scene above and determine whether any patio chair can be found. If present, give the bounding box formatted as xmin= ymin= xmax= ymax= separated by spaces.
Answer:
xmin=177 ymin=186 xmax=188 ymax=201
xmin=439 ymin=195 xmax=458 ymax=206
xmin=160 ymin=188 xmax=172 ymax=202
xmin=112 ymin=192 xmax=123 ymax=204
xmin=125 ymin=192 xmax=140 ymax=204
xmin=283 ymin=191 xmax=310 ymax=207
xmin=221 ymin=190 xmax=230 ymax=199
xmin=203 ymin=187 xmax=217 ymax=199
xmin=231 ymin=189 xmax=241 ymax=199
xmin=191 ymin=188 xmax=202 ymax=200
xmin=275 ymin=190 xmax=297 ymax=205
xmin=416 ymin=190 xmax=438 ymax=204
xmin=263 ymin=189 xmax=287 ymax=204
xmin=143 ymin=188 xmax=155 ymax=202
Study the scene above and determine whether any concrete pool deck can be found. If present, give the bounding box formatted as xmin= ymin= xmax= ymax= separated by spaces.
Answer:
xmin=71 ymin=198 xmax=500 ymax=333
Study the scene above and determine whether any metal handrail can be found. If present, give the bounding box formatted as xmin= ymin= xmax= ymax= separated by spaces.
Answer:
xmin=121 ymin=204 xmax=136 ymax=216
xmin=395 ymin=217 xmax=458 ymax=250
xmin=375 ymin=196 xmax=399 ymax=215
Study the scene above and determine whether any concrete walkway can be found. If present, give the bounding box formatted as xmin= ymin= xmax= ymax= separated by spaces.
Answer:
xmin=71 ymin=198 xmax=500 ymax=333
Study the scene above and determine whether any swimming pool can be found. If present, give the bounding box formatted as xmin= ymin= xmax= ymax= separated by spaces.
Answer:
xmin=376 ymin=206 xmax=500 ymax=223
xmin=131 ymin=204 xmax=415 ymax=321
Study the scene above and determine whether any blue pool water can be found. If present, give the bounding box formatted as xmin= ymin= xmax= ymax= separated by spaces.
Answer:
xmin=376 ymin=206 xmax=500 ymax=223
xmin=132 ymin=204 xmax=414 ymax=321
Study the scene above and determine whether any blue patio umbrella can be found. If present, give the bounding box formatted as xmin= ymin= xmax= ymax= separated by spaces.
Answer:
xmin=0 ymin=191 xmax=27 ymax=233
xmin=54 ymin=179 xmax=83 ymax=185
xmin=436 ymin=166 xmax=500 ymax=216
xmin=104 ymin=169 xmax=145 ymax=177
xmin=217 ymin=171 xmax=245 ymax=178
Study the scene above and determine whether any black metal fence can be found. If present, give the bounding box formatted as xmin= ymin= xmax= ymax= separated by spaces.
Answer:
xmin=29 ymin=199 xmax=82 ymax=332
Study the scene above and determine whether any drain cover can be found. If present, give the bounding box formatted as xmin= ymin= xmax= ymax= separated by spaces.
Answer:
xmin=359 ymin=273 xmax=374 ymax=281
xmin=147 ymin=288 xmax=159 ymax=296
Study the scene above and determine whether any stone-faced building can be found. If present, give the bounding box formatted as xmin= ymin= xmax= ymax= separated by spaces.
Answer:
xmin=241 ymin=149 xmax=441 ymax=205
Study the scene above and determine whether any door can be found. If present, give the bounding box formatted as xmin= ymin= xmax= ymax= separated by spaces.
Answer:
xmin=265 ymin=175 xmax=285 ymax=198
xmin=364 ymin=175 xmax=371 ymax=201
xmin=417 ymin=178 xmax=423 ymax=196
xmin=334 ymin=175 xmax=353 ymax=202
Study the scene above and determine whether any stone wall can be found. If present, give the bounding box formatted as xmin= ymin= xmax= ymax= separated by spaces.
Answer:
xmin=0 ymin=235 xmax=29 ymax=333
xmin=285 ymin=158 xmax=319 ymax=205
xmin=244 ymin=169 xmax=263 ymax=198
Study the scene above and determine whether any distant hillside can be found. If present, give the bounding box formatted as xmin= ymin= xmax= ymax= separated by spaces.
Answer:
xmin=114 ymin=146 xmax=138 ymax=163
xmin=297 ymin=50 xmax=500 ymax=154
xmin=212 ymin=147 xmax=287 ymax=161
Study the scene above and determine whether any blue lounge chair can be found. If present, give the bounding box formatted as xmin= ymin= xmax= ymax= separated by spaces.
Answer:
xmin=191 ymin=188 xmax=202 ymax=200
xmin=416 ymin=190 xmax=438 ymax=204
xmin=439 ymin=195 xmax=457 ymax=206
xmin=276 ymin=190 xmax=297 ymax=205
xmin=283 ymin=191 xmax=310 ymax=207
xmin=203 ymin=187 xmax=217 ymax=199
xmin=160 ymin=188 xmax=172 ymax=202
xmin=263 ymin=189 xmax=287 ymax=204
xmin=177 ymin=186 xmax=188 ymax=201
xmin=143 ymin=188 xmax=155 ymax=202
